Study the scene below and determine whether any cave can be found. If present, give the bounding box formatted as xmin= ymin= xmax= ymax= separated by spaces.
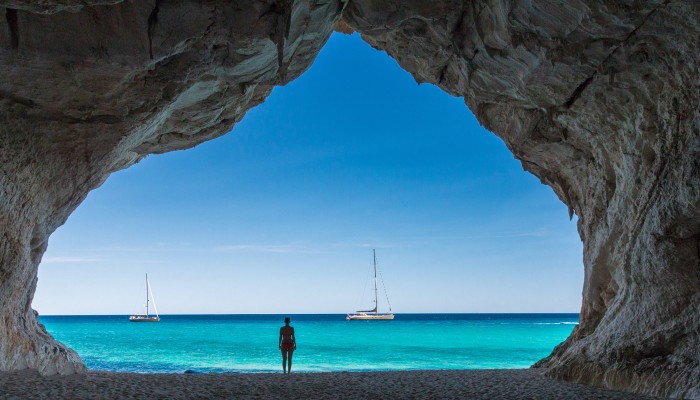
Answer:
xmin=0 ymin=1 xmax=698 ymax=398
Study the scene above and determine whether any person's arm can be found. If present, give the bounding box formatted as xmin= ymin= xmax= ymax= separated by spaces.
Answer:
xmin=279 ymin=328 xmax=283 ymax=349
xmin=292 ymin=327 xmax=296 ymax=349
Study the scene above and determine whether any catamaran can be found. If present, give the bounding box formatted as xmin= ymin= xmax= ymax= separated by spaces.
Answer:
xmin=347 ymin=249 xmax=395 ymax=320
xmin=129 ymin=273 xmax=160 ymax=322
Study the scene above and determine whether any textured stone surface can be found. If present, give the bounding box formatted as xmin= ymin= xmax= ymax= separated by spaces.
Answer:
xmin=0 ymin=0 xmax=342 ymax=375
xmin=0 ymin=1 xmax=123 ymax=14
xmin=0 ymin=0 xmax=698 ymax=398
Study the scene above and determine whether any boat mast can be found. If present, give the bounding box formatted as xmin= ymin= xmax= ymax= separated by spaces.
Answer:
xmin=373 ymin=249 xmax=378 ymax=315
xmin=146 ymin=273 xmax=149 ymax=317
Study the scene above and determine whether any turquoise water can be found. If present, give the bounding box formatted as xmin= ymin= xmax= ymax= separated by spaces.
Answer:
xmin=41 ymin=314 xmax=577 ymax=373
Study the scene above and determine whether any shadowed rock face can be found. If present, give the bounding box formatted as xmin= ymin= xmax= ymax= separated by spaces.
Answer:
xmin=0 ymin=0 xmax=698 ymax=397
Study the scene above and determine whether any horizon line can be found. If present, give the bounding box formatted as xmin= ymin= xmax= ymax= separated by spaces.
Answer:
xmin=39 ymin=311 xmax=581 ymax=317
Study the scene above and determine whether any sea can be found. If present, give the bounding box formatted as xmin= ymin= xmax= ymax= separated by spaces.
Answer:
xmin=41 ymin=314 xmax=578 ymax=374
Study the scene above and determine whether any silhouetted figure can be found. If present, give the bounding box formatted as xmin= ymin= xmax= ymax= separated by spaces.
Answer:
xmin=279 ymin=316 xmax=296 ymax=373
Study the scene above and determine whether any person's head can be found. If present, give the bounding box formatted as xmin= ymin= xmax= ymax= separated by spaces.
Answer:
xmin=284 ymin=316 xmax=291 ymax=325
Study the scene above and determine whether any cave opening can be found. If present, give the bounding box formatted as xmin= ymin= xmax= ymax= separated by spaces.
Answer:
xmin=1 ymin=1 xmax=697 ymax=395
xmin=32 ymin=32 xmax=582 ymax=371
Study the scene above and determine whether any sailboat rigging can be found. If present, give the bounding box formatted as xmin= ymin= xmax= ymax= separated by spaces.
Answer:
xmin=129 ymin=274 xmax=160 ymax=322
xmin=346 ymin=249 xmax=395 ymax=320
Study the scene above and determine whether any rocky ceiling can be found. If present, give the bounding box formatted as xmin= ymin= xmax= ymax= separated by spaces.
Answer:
xmin=0 ymin=1 xmax=698 ymax=398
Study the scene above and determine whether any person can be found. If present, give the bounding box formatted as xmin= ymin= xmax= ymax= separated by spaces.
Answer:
xmin=278 ymin=316 xmax=296 ymax=373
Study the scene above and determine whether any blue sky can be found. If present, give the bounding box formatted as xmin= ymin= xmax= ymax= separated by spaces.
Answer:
xmin=34 ymin=33 xmax=583 ymax=315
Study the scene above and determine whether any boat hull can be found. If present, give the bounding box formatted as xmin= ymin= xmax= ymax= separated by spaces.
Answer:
xmin=129 ymin=316 xmax=160 ymax=322
xmin=346 ymin=313 xmax=394 ymax=320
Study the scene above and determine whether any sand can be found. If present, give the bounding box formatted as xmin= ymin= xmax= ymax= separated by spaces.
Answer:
xmin=0 ymin=369 xmax=658 ymax=399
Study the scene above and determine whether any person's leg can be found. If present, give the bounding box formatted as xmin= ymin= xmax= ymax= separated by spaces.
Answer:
xmin=287 ymin=349 xmax=293 ymax=373
xmin=282 ymin=350 xmax=288 ymax=373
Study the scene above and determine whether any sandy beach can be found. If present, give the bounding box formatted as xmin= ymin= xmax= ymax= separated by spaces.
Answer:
xmin=0 ymin=369 xmax=657 ymax=399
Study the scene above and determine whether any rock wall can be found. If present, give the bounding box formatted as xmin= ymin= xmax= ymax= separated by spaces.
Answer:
xmin=0 ymin=0 xmax=698 ymax=397
xmin=0 ymin=0 xmax=342 ymax=375
xmin=342 ymin=0 xmax=700 ymax=397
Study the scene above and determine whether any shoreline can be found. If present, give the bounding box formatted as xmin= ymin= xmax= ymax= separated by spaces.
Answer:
xmin=0 ymin=369 xmax=657 ymax=399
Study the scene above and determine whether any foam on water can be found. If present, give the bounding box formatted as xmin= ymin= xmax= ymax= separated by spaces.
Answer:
xmin=41 ymin=314 xmax=578 ymax=373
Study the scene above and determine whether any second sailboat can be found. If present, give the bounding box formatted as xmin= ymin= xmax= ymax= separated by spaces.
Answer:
xmin=347 ymin=249 xmax=394 ymax=320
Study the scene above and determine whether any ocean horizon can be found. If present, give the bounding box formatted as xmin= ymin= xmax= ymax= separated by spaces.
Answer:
xmin=41 ymin=313 xmax=578 ymax=374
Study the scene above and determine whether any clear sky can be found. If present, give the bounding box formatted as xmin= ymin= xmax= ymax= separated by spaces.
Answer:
xmin=34 ymin=33 xmax=583 ymax=315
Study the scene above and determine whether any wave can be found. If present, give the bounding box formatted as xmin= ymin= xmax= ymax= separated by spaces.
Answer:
xmin=533 ymin=322 xmax=579 ymax=325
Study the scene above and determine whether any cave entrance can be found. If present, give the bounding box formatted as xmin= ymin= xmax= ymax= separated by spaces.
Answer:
xmin=33 ymin=33 xmax=582 ymax=371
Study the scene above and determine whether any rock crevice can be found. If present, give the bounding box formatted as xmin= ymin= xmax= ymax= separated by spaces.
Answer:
xmin=4 ymin=8 xmax=17 ymax=50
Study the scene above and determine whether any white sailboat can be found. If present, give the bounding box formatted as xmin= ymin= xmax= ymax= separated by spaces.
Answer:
xmin=129 ymin=274 xmax=160 ymax=322
xmin=347 ymin=249 xmax=395 ymax=321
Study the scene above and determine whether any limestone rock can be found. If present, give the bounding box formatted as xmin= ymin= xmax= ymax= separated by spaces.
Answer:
xmin=0 ymin=1 xmax=698 ymax=398
xmin=0 ymin=1 xmax=123 ymax=14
